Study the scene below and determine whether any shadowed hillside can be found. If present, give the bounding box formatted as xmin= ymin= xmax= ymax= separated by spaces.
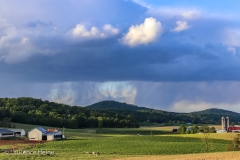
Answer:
xmin=1 ymin=97 xmax=240 ymax=128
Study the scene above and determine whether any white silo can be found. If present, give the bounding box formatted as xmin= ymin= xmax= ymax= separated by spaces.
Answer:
xmin=226 ymin=116 xmax=229 ymax=130
xmin=221 ymin=117 xmax=225 ymax=130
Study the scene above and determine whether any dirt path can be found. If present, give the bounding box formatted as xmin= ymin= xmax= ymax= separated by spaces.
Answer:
xmin=0 ymin=140 xmax=38 ymax=145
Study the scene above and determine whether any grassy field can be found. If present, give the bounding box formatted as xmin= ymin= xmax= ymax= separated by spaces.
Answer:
xmin=0 ymin=135 xmax=231 ymax=159
xmin=167 ymin=132 xmax=238 ymax=141
xmin=0 ymin=123 xmax=236 ymax=160
xmin=116 ymin=152 xmax=240 ymax=160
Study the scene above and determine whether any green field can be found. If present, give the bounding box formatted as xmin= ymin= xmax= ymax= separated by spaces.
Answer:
xmin=0 ymin=136 xmax=231 ymax=160
xmin=0 ymin=123 xmax=235 ymax=160
xmin=12 ymin=123 xmax=174 ymax=137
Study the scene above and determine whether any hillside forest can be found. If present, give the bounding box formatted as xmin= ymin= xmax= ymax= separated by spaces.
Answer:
xmin=0 ymin=97 xmax=240 ymax=129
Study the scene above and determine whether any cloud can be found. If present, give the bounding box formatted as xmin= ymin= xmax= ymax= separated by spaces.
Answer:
xmin=171 ymin=100 xmax=240 ymax=113
xmin=181 ymin=11 xmax=202 ymax=20
xmin=223 ymin=29 xmax=240 ymax=47
xmin=70 ymin=23 xmax=119 ymax=38
xmin=147 ymin=7 xmax=202 ymax=20
xmin=26 ymin=20 xmax=53 ymax=28
xmin=103 ymin=24 xmax=119 ymax=35
xmin=133 ymin=81 xmax=240 ymax=112
xmin=1 ymin=0 xmax=240 ymax=113
xmin=0 ymin=0 xmax=144 ymax=63
xmin=2 ymin=80 xmax=240 ymax=113
xmin=47 ymin=82 xmax=77 ymax=105
xmin=171 ymin=21 xmax=190 ymax=32
xmin=0 ymin=16 xmax=59 ymax=63
xmin=46 ymin=81 xmax=136 ymax=106
xmin=121 ymin=17 xmax=163 ymax=46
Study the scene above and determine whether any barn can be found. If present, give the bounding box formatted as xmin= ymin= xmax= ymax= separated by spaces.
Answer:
xmin=0 ymin=129 xmax=15 ymax=138
xmin=227 ymin=125 xmax=240 ymax=132
xmin=28 ymin=127 xmax=63 ymax=141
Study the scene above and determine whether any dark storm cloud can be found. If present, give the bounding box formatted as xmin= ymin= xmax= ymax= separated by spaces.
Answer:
xmin=1 ymin=0 xmax=240 ymax=112
xmin=1 ymin=0 xmax=240 ymax=84
xmin=133 ymin=81 xmax=240 ymax=110
xmin=1 ymin=36 xmax=239 ymax=84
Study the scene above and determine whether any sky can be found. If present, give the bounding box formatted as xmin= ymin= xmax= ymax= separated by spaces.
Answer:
xmin=1 ymin=0 xmax=240 ymax=112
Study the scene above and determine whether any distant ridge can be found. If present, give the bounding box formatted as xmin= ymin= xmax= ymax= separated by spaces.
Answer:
xmin=86 ymin=100 xmax=152 ymax=111
xmin=1 ymin=97 xmax=240 ymax=126
xmin=192 ymin=108 xmax=240 ymax=117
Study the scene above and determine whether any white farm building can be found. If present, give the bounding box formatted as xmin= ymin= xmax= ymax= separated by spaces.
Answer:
xmin=28 ymin=127 xmax=64 ymax=141
xmin=0 ymin=129 xmax=15 ymax=138
xmin=8 ymin=129 xmax=26 ymax=136
xmin=0 ymin=128 xmax=26 ymax=138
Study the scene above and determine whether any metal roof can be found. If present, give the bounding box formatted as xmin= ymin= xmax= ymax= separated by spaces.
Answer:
xmin=29 ymin=127 xmax=47 ymax=134
xmin=36 ymin=127 xmax=47 ymax=133
xmin=43 ymin=131 xmax=62 ymax=136
xmin=0 ymin=129 xmax=14 ymax=133
xmin=7 ymin=129 xmax=25 ymax=132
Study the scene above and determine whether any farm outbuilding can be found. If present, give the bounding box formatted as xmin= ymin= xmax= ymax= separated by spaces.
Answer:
xmin=28 ymin=127 xmax=63 ymax=141
xmin=0 ymin=129 xmax=15 ymax=138
xmin=8 ymin=129 xmax=26 ymax=136
xmin=172 ymin=128 xmax=178 ymax=133
xmin=227 ymin=125 xmax=240 ymax=132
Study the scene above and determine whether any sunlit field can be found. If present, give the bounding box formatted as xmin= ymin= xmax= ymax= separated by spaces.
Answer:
xmin=0 ymin=136 xmax=230 ymax=160
xmin=116 ymin=151 xmax=240 ymax=160
xmin=1 ymin=123 xmax=237 ymax=160
xmin=166 ymin=133 xmax=238 ymax=141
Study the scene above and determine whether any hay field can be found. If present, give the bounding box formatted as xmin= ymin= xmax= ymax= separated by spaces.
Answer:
xmin=166 ymin=133 xmax=238 ymax=140
xmin=116 ymin=151 xmax=240 ymax=160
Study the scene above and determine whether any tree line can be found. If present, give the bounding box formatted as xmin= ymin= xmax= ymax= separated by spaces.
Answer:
xmin=1 ymin=97 xmax=240 ymax=129
xmin=0 ymin=97 xmax=139 ymax=129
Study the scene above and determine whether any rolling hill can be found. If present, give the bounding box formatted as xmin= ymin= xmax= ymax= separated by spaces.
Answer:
xmin=192 ymin=108 xmax=240 ymax=117
xmin=86 ymin=100 xmax=152 ymax=111
xmin=1 ymin=97 xmax=240 ymax=127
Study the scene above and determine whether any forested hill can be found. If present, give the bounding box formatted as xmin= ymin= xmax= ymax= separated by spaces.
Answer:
xmin=1 ymin=97 xmax=240 ymax=129
xmin=0 ymin=97 xmax=139 ymax=129
xmin=86 ymin=100 xmax=151 ymax=111
xmin=192 ymin=108 xmax=240 ymax=117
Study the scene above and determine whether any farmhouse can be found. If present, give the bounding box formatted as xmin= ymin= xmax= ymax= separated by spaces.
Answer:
xmin=28 ymin=127 xmax=63 ymax=141
xmin=0 ymin=129 xmax=15 ymax=138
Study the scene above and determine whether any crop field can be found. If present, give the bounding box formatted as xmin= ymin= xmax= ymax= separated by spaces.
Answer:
xmin=0 ymin=123 xmax=235 ymax=160
xmin=0 ymin=135 xmax=231 ymax=160
xmin=166 ymin=133 xmax=238 ymax=141
xmin=116 ymin=151 xmax=240 ymax=160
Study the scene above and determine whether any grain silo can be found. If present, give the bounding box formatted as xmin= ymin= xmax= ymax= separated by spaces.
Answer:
xmin=221 ymin=116 xmax=230 ymax=131
xmin=221 ymin=117 xmax=225 ymax=130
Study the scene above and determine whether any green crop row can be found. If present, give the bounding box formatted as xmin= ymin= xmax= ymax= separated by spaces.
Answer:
xmin=0 ymin=136 xmax=231 ymax=160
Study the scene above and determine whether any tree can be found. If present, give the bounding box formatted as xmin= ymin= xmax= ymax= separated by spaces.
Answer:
xmin=190 ymin=124 xmax=199 ymax=134
xmin=202 ymin=127 xmax=211 ymax=152
xmin=98 ymin=117 xmax=103 ymax=129
xmin=227 ymin=134 xmax=240 ymax=151
xmin=178 ymin=125 xmax=186 ymax=134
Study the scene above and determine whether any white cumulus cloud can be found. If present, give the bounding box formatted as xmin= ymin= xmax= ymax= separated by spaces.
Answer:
xmin=122 ymin=17 xmax=163 ymax=47
xmin=171 ymin=21 xmax=190 ymax=32
xmin=71 ymin=23 xmax=119 ymax=38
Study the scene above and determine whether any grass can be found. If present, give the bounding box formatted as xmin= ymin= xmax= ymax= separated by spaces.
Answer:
xmin=0 ymin=123 xmax=235 ymax=160
xmin=0 ymin=136 xmax=231 ymax=159
xmin=166 ymin=133 xmax=238 ymax=141
xmin=115 ymin=151 xmax=240 ymax=160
